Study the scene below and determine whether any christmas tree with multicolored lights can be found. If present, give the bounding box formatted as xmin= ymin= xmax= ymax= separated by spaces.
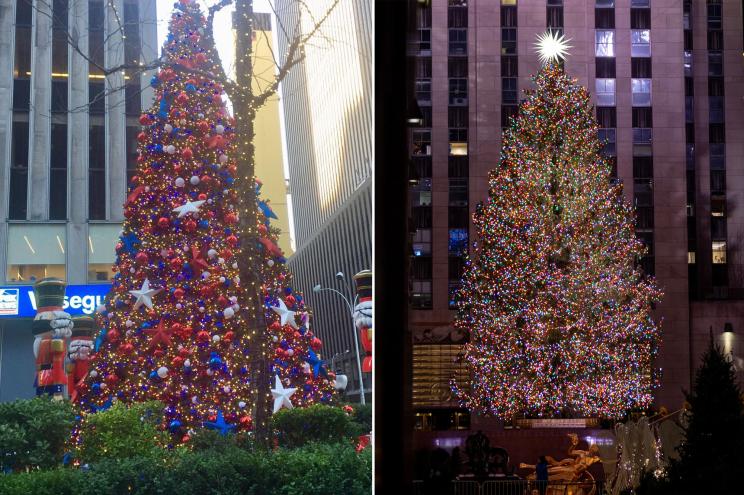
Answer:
xmin=73 ymin=0 xmax=334 ymax=443
xmin=452 ymin=38 xmax=663 ymax=419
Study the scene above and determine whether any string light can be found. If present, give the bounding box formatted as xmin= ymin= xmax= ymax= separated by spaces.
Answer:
xmin=451 ymin=63 xmax=663 ymax=420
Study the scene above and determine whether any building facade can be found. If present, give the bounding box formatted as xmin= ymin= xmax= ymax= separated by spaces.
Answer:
xmin=0 ymin=0 xmax=157 ymax=401
xmin=407 ymin=0 xmax=744 ymax=436
xmin=275 ymin=0 xmax=373 ymax=400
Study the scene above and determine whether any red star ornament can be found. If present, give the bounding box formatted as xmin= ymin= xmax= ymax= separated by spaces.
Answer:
xmin=145 ymin=319 xmax=174 ymax=351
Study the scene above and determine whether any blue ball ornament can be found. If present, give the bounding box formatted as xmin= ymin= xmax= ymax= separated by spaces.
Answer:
xmin=150 ymin=75 xmax=160 ymax=87
xmin=169 ymin=420 xmax=182 ymax=432
xmin=198 ymin=220 xmax=209 ymax=229
xmin=91 ymin=383 xmax=101 ymax=393
xmin=284 ymin=287 xmax=293 ymax=295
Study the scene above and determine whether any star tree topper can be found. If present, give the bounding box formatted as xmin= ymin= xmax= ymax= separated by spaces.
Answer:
xmin=535 ymin=30 xmax=572 ymax=65
xmin=271 ymin=375 xmax=297 ymax=413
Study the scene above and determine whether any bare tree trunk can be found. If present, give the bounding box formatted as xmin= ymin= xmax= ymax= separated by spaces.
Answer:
xmin=233 ymin=0 xmax=273 ymax=449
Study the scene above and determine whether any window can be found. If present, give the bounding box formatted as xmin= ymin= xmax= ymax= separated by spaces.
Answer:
xmin=708 ymin=52 xmax=723 ymax=76
xmin=683 ymin=51 xmax=692 ymax=77
xmin=411 ymin=281 xmax=432 ymax=309
xmin=412 ymin=229 xmax=432 ymax=257
xmin=712 ymin=241 xmax=726 ymax=264
xmin=416 ymin=4 xmax=432 ymax=28
xmin=89 ymin=125 xmax=106 ymax=220
xmin=449 ymin=107 xmax=468 ymax=127
xmin=449 ymin=29 xmax=467 ymax=55
xmin=412 ymin=130 xmax=432 ymax=156
xmin=416 ymin=58 xmax=432 ymax=78
xmin=412 ymin=189 xmax=432 ymax=208
xmin=6 ymin=225 xmax=66 ymax=282
xmin=415 ymin=79 xmax=432 ymax=104
xmin=547 ymin=7 xmax=563 ymax=29
xmin=595 ymin=78 xmax=616 ymax=106
xmin=417 ymin=29 xmax=431 ymax=53
xmin=89 ymin=0 xmax=105 ymax=76
xmin=709 ymin=96 xmax=724 ymax=124
xmin=448 ymin=283 xmax=461 ymax=309
xmin=502 ymin=77 xmax=517 ymax=104
xmin=449 ymin=258 xmax=466 ymax=281
xmin=52 ymin=0 xmax=69 ymax=76
xmin=686 ymin=143 xmax=695 ymax=169
xmin=449 ymin=78 xmax=468 ymax=105
xmin=412 ymin=205 xmax=433 ymax=229
xmin=596 ymin=58 xmax=615 ymax=78
xmin=547 ymin=0 xmax=563 ymax=5
xmin=630 ymin=8 xmax=650 ymax=29
xmin=412 ymin=256 xmax=433 ymax=279
xmin=711 ymin=217 xmax=727 ymax=241
xmin=50 ymin=123 xmax=68 ymax=220
xmin=634 ymin=179 xmax=653 ymax=208
xmin=89 ymin=82 xmax=105 ymax=114
xmin=597 ymin=107 xmax=616 ymax=128
xmin=449 ymin=156 xmax=469 ymax=177
xmin=51 ymin=81 xmax=68 ymax=113
xmin=711 ymin=197 xmax=726 ymax=217
xmin=684 ymin=29 xmax=692 ymax=50
xmin=631 ymin=0 xmax=649 ymax=6
xmin=502 ymin=105 xmax=518 ymax=128
xmin=448 ymin=228 xmax=468 ymax=257
xmin=595 ymin=30 xmax=615 ymax=57
xmin=448 ymin=5 xmax=468 ymax=28
xmin=88 ymin=224 xmax=121 ymax=281
xmin=449 ymin=129 xmax=468 ymax=156
xmin=12 ymin=79 xmax=30 ymax=111
xmin=596 ymin=0 xmax=614 ymax=6
xmin=412 ymin=157 xmax=433 ymax=178
xmin=631 ymin=78 xmax=651 ymax=106
xmin=501 ymin=6 xmax=517 ymax=27
xmin=633 ymin=156 xmax=653 ymax=179
xmin=449 ymin=58 xmax=468 ymax=77
xmin=708 ymin=30 xmax=723 ymax=51
xmin=710 ymin=170 xmax=725 ymax=194
xmin=598 ymin=128 xmax=616 ymax=156
xmin=595 ymin=8 xmax=615 ymax=29
xmin=633 ymin=128 xmax=652 ymax=156
xmin=501 ymin=0 xmax=516 ymax=4
xmin=449 ymin=178 xmax=468 ymax=206
xmin=449 ymin=207 xmax=469 ymax=229
xmin=636 ymin=206 xmax=654 ymax=230
xmin=707 ymin=3 xmax=722 ymax=30
xmin=501 ymin=28 xmax=517 ymax=55
xmin=708 ymin=77 xmax=724 ymax=97
xmin=710 ymin=143 xmax=725 ymax=170
xmin=9 ymin=120 xmax=29 ymax=220
xmin=709 ymin=123 xmax=725 ymax=144
xmin=501 ymin=56 xmax=518 ymax=77
xmin=631 ymin=30 xmax=650 ymax=57
xmin=688 ymin=252 xmax=696 ymax=264
xmin=632 ymin=107 xmax=653 ymax=127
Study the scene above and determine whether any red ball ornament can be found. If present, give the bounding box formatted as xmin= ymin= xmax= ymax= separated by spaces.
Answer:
xmin=172 ymin=356 xmax=184 ymax=368
xmin=173 ymin=288 xmax=185 ymax=299
xmin=107 ymin=329 xmax=120 ymax=343
xmin=222 ymin=249 xmax=233 ymax=259
xmin=217 ymin=295 xmax=228 ymax=307
xmin=135 ymin=252 xmax=149 ymax=265
xmin=196 ymin=331 xmax=210 ymax=343
xmin=223 ymin=331 xmax=234 ymax=343
xmin=200 ymin=175 xmax=210 ymax=185
xmin=170 ymin=258 xmax=183 ymax=270
xmin=195 ymin=53 xmax=207 ymax=65
xmin=239 ymin=415 xmax=252 ymax=427
xmin=121 ymin=342 xmax=134 ymax=354
xmin=178 ymin=347 xmax=190 ymax=357
xmin=157 ymin=217 xmax=170 ymax=229
xmin=285 ymin=295 xmax=296 ymax=307
xmin=293 ymin=331 xmax=301 ymax=339
xmin=105 ymin=374 xmax=118 ymax=385
xmin=137 ymin=131 xmax=147 ymax=142
xmin=182 ymin=148 xmax=193 ymax=160
xmin=176 ymin=92 xmax=189 ymax=105
xmin=197 ymin=121 xmax=210 ymax=134
xmin=198 ymin=193 xmax=207 ymax=201
xmin=224 ymin=213 xmax=237 ymax=224
xmin=185 ymin=220 xmax=197 ymax=232
xmin=228 ymin=165 xmax=237 ymax=175
xmin=258 ymin=224 xmax=267 ymax=235
xmin=311 ymin=337 xmax=322 ymax=350
xmin=153 ymin=349 xmax=165 ymax=358
xmin=226 ymin=235 xmax=238 ymax=247
xmin=212 ymin=94 xmax=222 ymax=104
xmin=270 ymin=322 xmax=281 ymax=331
xmin=182 ymin=435 xmax=191 ymax=443
xmin=139 ymin=114 xmax=152 ymax=125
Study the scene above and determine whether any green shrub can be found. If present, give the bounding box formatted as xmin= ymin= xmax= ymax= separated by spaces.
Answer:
xmin=76 ymin=400 xmax=168 ymax=462
xmin=187 ymin=428 xmax=254 ymax=452
xmin=272 ymin=404 xmax=357 ymax=448
xmin=352 ymin=403 xmax=372 ymax=434
xmin=0 ymin=397 xmax=76 ymax=472
xmin=0 ymin=443 xmax=372 ymax=495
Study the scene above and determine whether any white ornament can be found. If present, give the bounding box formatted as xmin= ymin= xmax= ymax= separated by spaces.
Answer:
xmin=165 ymin=144 xmax=176 ymax=154
xmin=212 ymin=335 xmax=220 ymax=343
xmin=129 ymin=278 xmax=162 ymax=310
xmin=207 ymin=249 xmax=217 ymax=258
xmin=271 ymin=375 xmax=297 ymax=413
xmin=100 ymin=383 xmax=107 ymax=389
xmin=287 ymin=349 xmax=294 ymax=356
xmin=223 ymin=307 xmax=235 ymax=319
xmin=125 ymin=320 xmax=134 ymax=328
xmin=219 ymin=276 xmax=226 ymax=283
xmin=199 ymin=307 xmax=205 ymax=313
xmin=184 ymin=359 xmax=191 ymax=368
xmin=229 ymin=296 xmax=238 ymax=303
xmin=90 ymin=370 xmax=98 ymax=378
xmin=144 ymin=186 xmax=150 ymax=192
xmin=232 ymin=263 xmax=238 ymax=269
xmin=190 ymin=175 xmax=200 ymax=185
xmin=272 ymin=336 xmax=279 ymax=343
xmin=176 ymin=303 xmax=183 ymax=309
xmin=206 ymin=369 xmax=214 ymax=376
xmin=232 ymin=304 xmax=240 ymax=311
xmin=267 ymin=259 xmax=274 ymax=267
xmin=219 ymin=154 xmax=228 ymax=163
xmin=130 ymin=267 xmax=136 ymax=273
xmin=175 ymin=177 xmax=185 ymax=188
xmin=164 ymin=123 xmax=173 ymax=133
xmin=270 ymin=299 xmax=299 ymax=329
xmin=160 ymin=249 xmax=169 ymax=257
xmin=218 ymin=258 xmax=225 ymax=264
xmin=201 ymin=271 xmax=210 ymax=279
xmin=172 ymin=199 xmax=205 ymax=218
xmin=157 ymin=366 xmax=168 ymax=378
xmin=238 ymin=401 xmax=246 ymax=408
xmin=215 ymin=124 xmax=225 ymax=134
xmin=192 ymin=396 xmax=198 ymax=403
xmin=223 ymin=385 xmax=230 ymax=393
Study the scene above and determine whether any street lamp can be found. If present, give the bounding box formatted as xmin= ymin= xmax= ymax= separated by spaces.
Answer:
xmin=313 ymin=279 xmax=366 ymax=404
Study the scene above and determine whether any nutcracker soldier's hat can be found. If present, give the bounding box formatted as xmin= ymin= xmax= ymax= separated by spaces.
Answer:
xmin=71 ymin=316 xmax=97 ymax=338
xmin=33 ymin=278 xmax=67 ymax=310
xmin=353 ymin=270 xmax=372 ymax=299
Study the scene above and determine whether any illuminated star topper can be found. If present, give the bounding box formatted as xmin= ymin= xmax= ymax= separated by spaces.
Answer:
xmin=535 ymin=31 xmax=572 ymax=65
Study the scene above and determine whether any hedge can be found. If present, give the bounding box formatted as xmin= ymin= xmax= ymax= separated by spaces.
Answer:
xmin=0 ymin=442 xmax=372 ymax=495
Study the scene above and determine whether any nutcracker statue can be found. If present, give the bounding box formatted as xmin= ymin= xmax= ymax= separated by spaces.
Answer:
xmin=32 ymin=278 xmax=73 ymax=399
xmin=352 ymin=270 xmax=372 ymax=373
xmin=66 ymin=316 xmax=96 ymax=402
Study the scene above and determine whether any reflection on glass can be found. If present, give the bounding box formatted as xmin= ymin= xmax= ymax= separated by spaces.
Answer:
xmin=6 ymin=225 xmax=66 ymax=282
xmin=88 ymin=224 xmax=122 ymax=281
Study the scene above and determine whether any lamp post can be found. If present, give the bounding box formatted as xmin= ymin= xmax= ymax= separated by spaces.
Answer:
xmin=313 ymin=273 xmax=366 ymax=404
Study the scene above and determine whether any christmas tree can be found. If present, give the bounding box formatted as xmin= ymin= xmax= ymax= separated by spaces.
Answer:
xmin=452 ymin=40 xmax=662 ymax=419
xmin=73 ymin=1 xmax=334 ymax=443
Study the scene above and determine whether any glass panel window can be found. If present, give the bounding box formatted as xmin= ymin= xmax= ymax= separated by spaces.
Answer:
xmin=709 ymin=96 xmax=724 ymax=124
xmin=412 ymin=229 xmax=432 ymax=257
xmin=595 ymin=30 xmax=615 ymax=57
xmin=631 ymin=0 xmax=649 ymax=6
xmin=683 ymin=51 xmax=692 ymax=76
xmin=415 ymin=79 xmax=432 ymax=104
xmin=595 ymin=78 xmax=615 ymax=106
xmin=449 ymin=28 xmax=467 ymax=56
xmin=449 ymin=78 xmax=468 ymax=105
xmin=501 ymin=28 xmax=516 ymax=55
xmin=633 ymin=128 xmax=652 ymax=157
xmin=9 ymin=120 xmax=29 ymax=220
xmin=631 ymin=78 xmax=651 ymax=106
xmin=502 ymin=77 xmax=517 ymax=103
xmin=449 ymin=178 xmax=468 ymax=205
xmin=449 ymin=128 xmax=468 ymax=156
xmin=707 ymin=4 xmax=722 ymax=30
xmin=52 ymin=0 xmax=69 ymax=76
xmin=89 ymin=124 xmax=106 ymax=220
xmin=7 ymin=225 xmax=66 ymax=282
xmin=89 ymin=0 xmax=105 ymax=76
xmin=631 ymin=30 xmax=650 ymax=57
xmin=598 ymin=128 xmax=616 ymax=156
xmin=88 ymin=224 xmax=122 ymax=282
xmin=418 ymin=29 xmax=431 ymax=52
xmin=712 ymin=241 xmax=726 ymax=264
xmin=412 ymin=130 xmax=432 ymax=156
xmin=50 ymin=123 xmax=68 ymax=220
xmin=710 ymin=143 xmax=725 ymax=170
xmin=688 ymin=252 xmax=696 ymax=264
xmin=596 ymin=0 xmax=615 ymax=6
xmin=708 ymin=52 xmax=723 ymax=76
xmin=448 ymin=228 xmax=468 ymax=257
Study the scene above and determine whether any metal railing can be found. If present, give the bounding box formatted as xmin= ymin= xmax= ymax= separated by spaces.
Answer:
xmin=413 ymin=479 xmax=606 ymax=495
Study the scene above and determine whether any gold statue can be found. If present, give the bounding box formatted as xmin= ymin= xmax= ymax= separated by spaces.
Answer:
xmin=519 ymin=434 xmax=601 ymax=495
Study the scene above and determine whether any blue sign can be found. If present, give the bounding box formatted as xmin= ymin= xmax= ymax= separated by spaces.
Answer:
xmin=0 ymin=284 xmax=112 ymax=318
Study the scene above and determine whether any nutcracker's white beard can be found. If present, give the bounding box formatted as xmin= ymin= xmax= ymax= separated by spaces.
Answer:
xmin=353 ymin=300 xmax=373 ymax=330
xmin=34 ymin=310 xmax=74 ymax=338
xmin=33 ymin=336 xmax=42 ymax=358
xmin=68 ymin=339 xmax=93 ymax=361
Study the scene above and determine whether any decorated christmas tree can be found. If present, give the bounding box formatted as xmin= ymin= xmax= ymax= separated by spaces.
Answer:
xmin=452 ymin=34 xmax=663 ymax=419
xmin=73 ymin=1 xmax=334 ymax=443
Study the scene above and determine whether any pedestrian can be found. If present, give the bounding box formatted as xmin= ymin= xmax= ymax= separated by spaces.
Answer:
xmin=535 ymin=455 xmax=549 ymax=495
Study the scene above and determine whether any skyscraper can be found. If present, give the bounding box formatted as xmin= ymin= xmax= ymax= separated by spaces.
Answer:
xmin=0 ymin=0 xmax=157 ymax=401
xmin=407 ymin=0 xmax=743 ymax=435
xmin=275 ymin=0 xmax=373 ymax=400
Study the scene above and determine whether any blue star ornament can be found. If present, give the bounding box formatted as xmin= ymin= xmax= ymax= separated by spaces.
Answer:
xmin=258 ymin=201 xmax=278 ymax=220
xmin=305 ymin=348 xmax=327 ymax=378
xmin=119 ymin=232 xmax=141 ymax=256
xmin=91 ymin=397 xmax=113 ymax=413
xmin=204 ymin=410 xmax=235 ymax=436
